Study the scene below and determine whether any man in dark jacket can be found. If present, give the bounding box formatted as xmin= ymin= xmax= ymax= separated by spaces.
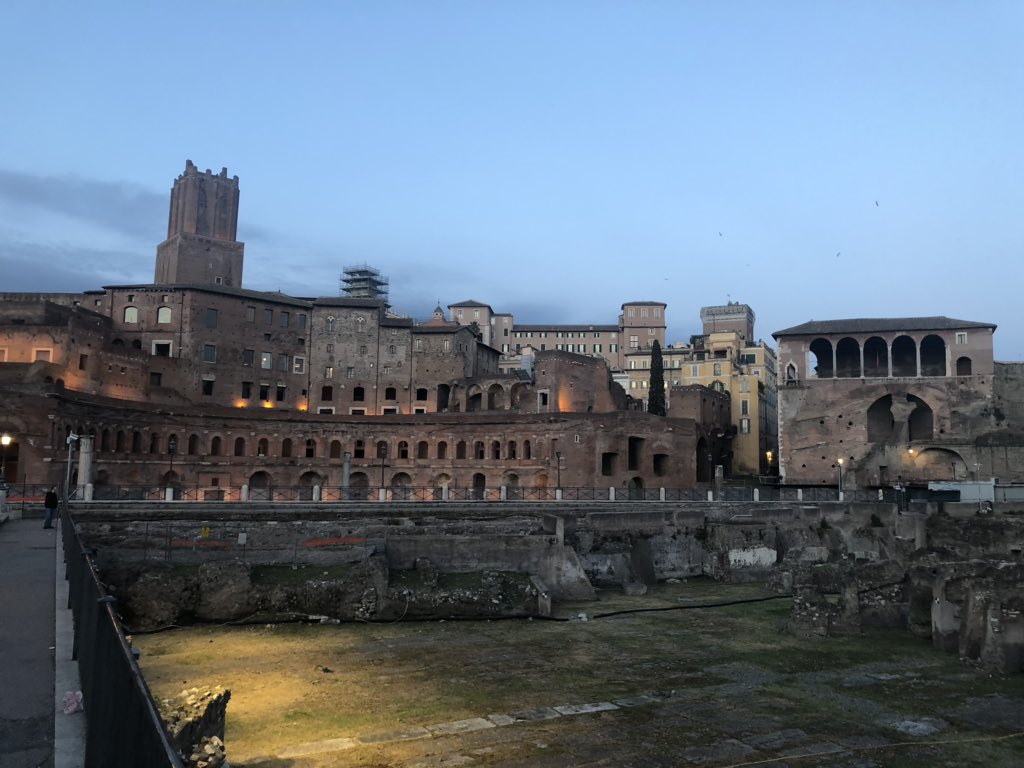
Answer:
xmin=43 ymin=487 xmax=58 ymax=529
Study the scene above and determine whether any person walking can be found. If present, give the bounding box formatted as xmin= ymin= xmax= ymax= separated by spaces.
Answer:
xmin=43 ymin=487 xmax=58 ymax=529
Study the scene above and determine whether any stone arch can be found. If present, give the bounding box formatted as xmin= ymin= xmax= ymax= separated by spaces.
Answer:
xmin=892 ymin=335 xmax=917 ymax=377
xmin=391 ymin=472 xmax=413 ymax=499
xmin=863 ymin=336 xmax=888 ymax=377
xmin=234 ymin=437 xmax=246 ymax=456
xmin=299 ymin=471 xmax=322 ymax=500
xmin=912 ymin=448 xmax=967 ymax=481
xmin=350 ymin=471 xmax=371 ymax=500
xmin=867 ymin=396 xmax=895 ymax=442
xmin=920 ymin=334 xmax=947 ymax=377
xmin=809 ymin=338 xmax=833 ymax=378
xmin=472 ymin=472 xmax=487 ymax=500
xmin=467 ymin=386 xmax=483 ymax=412
xmin=627 ymin=476 xmax=644 ymax=499
xmin=956 ymin=356 xmax=972 ymax=376
xmin=835 ymin=337 xmax=861 ymax=378
xmin=487 ymin=383 xmax=505 ymax=410
xmin=249 ymin=471 xmax=272 ymax=489
xmin=907 ymin=394 xmax=933 ymax=441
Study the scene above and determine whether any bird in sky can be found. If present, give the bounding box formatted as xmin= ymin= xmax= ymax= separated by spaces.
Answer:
xmin=875 ymin=201 xmax=879 ymax=206
xmin=836 ymin=252 xmax=841 ymax=258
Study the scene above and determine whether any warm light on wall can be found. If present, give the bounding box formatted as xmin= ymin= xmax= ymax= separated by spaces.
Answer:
xmin=297 ymin=402 xmax=308 ymax=412
xmin=234 ymin=400 xmax=248 ymax=408
xmin=261 ymin=401 xmax=274 ymax=409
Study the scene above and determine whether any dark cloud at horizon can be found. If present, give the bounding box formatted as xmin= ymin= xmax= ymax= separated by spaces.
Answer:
xmin=0 ymin=169 xmax=166 ymax=241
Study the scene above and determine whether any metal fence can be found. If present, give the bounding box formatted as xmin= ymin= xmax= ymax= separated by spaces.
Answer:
xmin=61 ymin=507 xmax=184 ymax=768
xmin=53 ymin=482 xmax=907 ymax=505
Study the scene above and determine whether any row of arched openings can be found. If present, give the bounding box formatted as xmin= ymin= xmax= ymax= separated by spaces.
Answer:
xmin=796 ymin=335 xmax=972 ymax=380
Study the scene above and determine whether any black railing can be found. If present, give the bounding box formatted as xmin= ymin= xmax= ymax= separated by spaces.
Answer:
xmin=61 ymin=507 xmax=184 ymax=768
xmin=52 ymin=482 xmax=904 ymax=505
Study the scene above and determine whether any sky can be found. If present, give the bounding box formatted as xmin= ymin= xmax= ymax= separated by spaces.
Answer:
xmin=2 ymin=2 xmax=1022 ymax=359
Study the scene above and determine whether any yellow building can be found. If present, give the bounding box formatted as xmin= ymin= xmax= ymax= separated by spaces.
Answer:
xmin=623 ymin=304 xmax=778 ymax=476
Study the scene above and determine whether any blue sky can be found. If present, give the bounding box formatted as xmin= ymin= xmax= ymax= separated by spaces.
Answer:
xmin=2 ymin=2 xmax=1022 ymax=359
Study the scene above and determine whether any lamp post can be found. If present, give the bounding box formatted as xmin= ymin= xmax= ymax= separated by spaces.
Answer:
xmin=837 ymin=458 xmax=844 ymax=495
xmin=167 ymin=436 xmax=177 ymax=496
xmin=555 ymin=451 xmax=562 ymax=490
xmin=64 ymin=432 xmax=79 ymax=507
xmin=342 ymin=451 xmax=351 ymax=500
xmin=0 ymin=433 xmax=11 ymax=483
xmin=378 ymin=443 xmax=388 ymax=490
xmin=765 ymin=450 xmax=773 ymax=476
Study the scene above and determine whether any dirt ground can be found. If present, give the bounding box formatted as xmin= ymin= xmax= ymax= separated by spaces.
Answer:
xmin=135 ymin=579 xmax=1024 ymax=767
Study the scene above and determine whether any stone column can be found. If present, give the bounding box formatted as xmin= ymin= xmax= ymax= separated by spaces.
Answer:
xmin=77 ymin=435 xmax=94 ymax=498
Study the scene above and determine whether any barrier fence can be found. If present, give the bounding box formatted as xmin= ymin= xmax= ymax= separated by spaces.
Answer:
xmin=41 ymin=482 xmax=900 ymax=504
xmin=61 ymin=505 xmax=184 ymax=768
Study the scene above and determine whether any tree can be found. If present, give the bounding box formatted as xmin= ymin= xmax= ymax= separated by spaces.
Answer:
xmin=648 ymin=340 xmax=666 ymax=416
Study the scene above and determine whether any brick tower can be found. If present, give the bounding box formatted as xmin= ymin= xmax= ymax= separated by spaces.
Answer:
xmin=154 ymin=160 xmax=244 ymax=287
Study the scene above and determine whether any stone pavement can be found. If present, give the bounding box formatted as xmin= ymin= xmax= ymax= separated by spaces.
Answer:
xmin=0 ymin=517 xmax=85 ymax=768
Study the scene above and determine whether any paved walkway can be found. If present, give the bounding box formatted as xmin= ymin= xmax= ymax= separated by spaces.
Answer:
xmin=0 ymin=517 xmax=85 ymax=768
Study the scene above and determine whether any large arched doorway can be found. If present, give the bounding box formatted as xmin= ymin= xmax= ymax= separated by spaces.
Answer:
xmin=892 ymin=336 xmax=917 ymax=377
xmin=835 ymin=337 xmax=861 ymax=378
xmin=627 ymin=476 xmax=644 ymax=500
xmin=349 ymin=471 xmax=371 ymax=500
xmin=920 ymin=335 xmax=947 ymax=377
xmin=863 ymin=337 xmax=888 ymax=378
xmin=487 ymin=384 xmax=505 ymax=410
xmin=432 ymin=473 xmax=451 ymax=501
xmin=472 ymin=472 xmax=487 ymax=500
xmin=391 ymin=472 xmax=413 ymax=500
xmin=912 ymin=448 xmax=967 ymax=481
xmin=298 ymin=471 xmax=322 ymax=501
xmin=503 ymin=472 xmax=520 ymax=500
xmin=249 ymin=471 xmax=272 ymax=501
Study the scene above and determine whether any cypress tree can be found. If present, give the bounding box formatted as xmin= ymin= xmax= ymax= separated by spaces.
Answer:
xmin=648 ymin=339 xmax=666 ymax=416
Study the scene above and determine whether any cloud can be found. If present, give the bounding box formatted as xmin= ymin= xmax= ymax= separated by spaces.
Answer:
xmin=0 ymin=237 xmax=151 ymax=291
xmin=0 ymin=168 xmax=164 ymax=240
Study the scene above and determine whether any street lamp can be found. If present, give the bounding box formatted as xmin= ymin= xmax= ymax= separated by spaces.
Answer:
xmin=0 ymin=433 xmax=11 ymax=482
xmin=167 ymin=435 xmax=177 ymax=493
xmin=555 ymin=451 xmax=562 ymax=490
xmin=765 ymin=450 xmax=773 ymax=475
xmin=378 ymin=442 xmax=388 ymax=490
xmin=837 ymin=458 xmax=844 ymax=494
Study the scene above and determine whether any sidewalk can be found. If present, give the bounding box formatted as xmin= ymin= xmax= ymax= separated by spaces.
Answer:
xmin=0 ymin=518 xmax=85 ymax=768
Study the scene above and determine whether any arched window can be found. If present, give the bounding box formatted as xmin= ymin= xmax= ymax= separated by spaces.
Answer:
xmin=956 ymin=356 xmax=972 ymax=376
xmin=157 ymin=306 xmax=172 ymax=324
xmin=475 ymin=441 xmax=485 ymax=460
xmin=398 ymin=440 xmax=409 ymax=459
xmin=385 ymin=387 xmax=397 ymax=400
xmin=491 ymin=440 xmax=501 ymax=459
xmin=305 ymin=439 xmax=316 ymax=458
xmin=416 ymin=388 xmax=428 ymax=401
xmin=507 ymin=440 xmax=517 ymax=459
xmin=234 ymin=437 xmax=246 ymax=456
xmin=354 ymin=439 xmax=365 ymax=458
xmin=437 ymin=441 xmax=448 ymax=459
xmin=892 ymin=335 xmax=917 ymax=377
xmin=920 ymin=334 xmax=947 ymax=377
xmin=809 ymin=338 xmax=833 ymax=378
xmin=863 ymin=337 xmax=887 ymax=377
xmin=785 ymin=362 xmax=798 ymax=382
xmin=281 ymin=438 xmax=292 ymax=458
xmin=456 ymin=440 xmax=467 ymax=459
xmin=417 ymin=441 xmax=429 ymax=459
xmin=100 ymin=429 xmax=111 ymax=452
xmin=330 ymin=440 xmax=342 ymax=459
xmin=149 ymin=434 xmax=160 ymax=454
xmin=131 ymin=431 xmax=142 ymax=453
xmin=123 ymin=306 xmax=138 ymax=324
xmin=523 ymin=440 xmax=532 ymax=460
xmin=257 ymin=438 xmax=269 ymax=457
xmin=353 ymin=386 xmax=365 ymax=402
xmin=326 ymin=316 xmax=336 ymax=332
xmin=115 ymin=430 xmax=126 ymax=452
xmin=835 ymin=337 xmax=861 ymax=378
xmin=210 ymin=436 xmax=222 ymax=456
xmin=188 ymin=434 xmax=199 ymax=455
